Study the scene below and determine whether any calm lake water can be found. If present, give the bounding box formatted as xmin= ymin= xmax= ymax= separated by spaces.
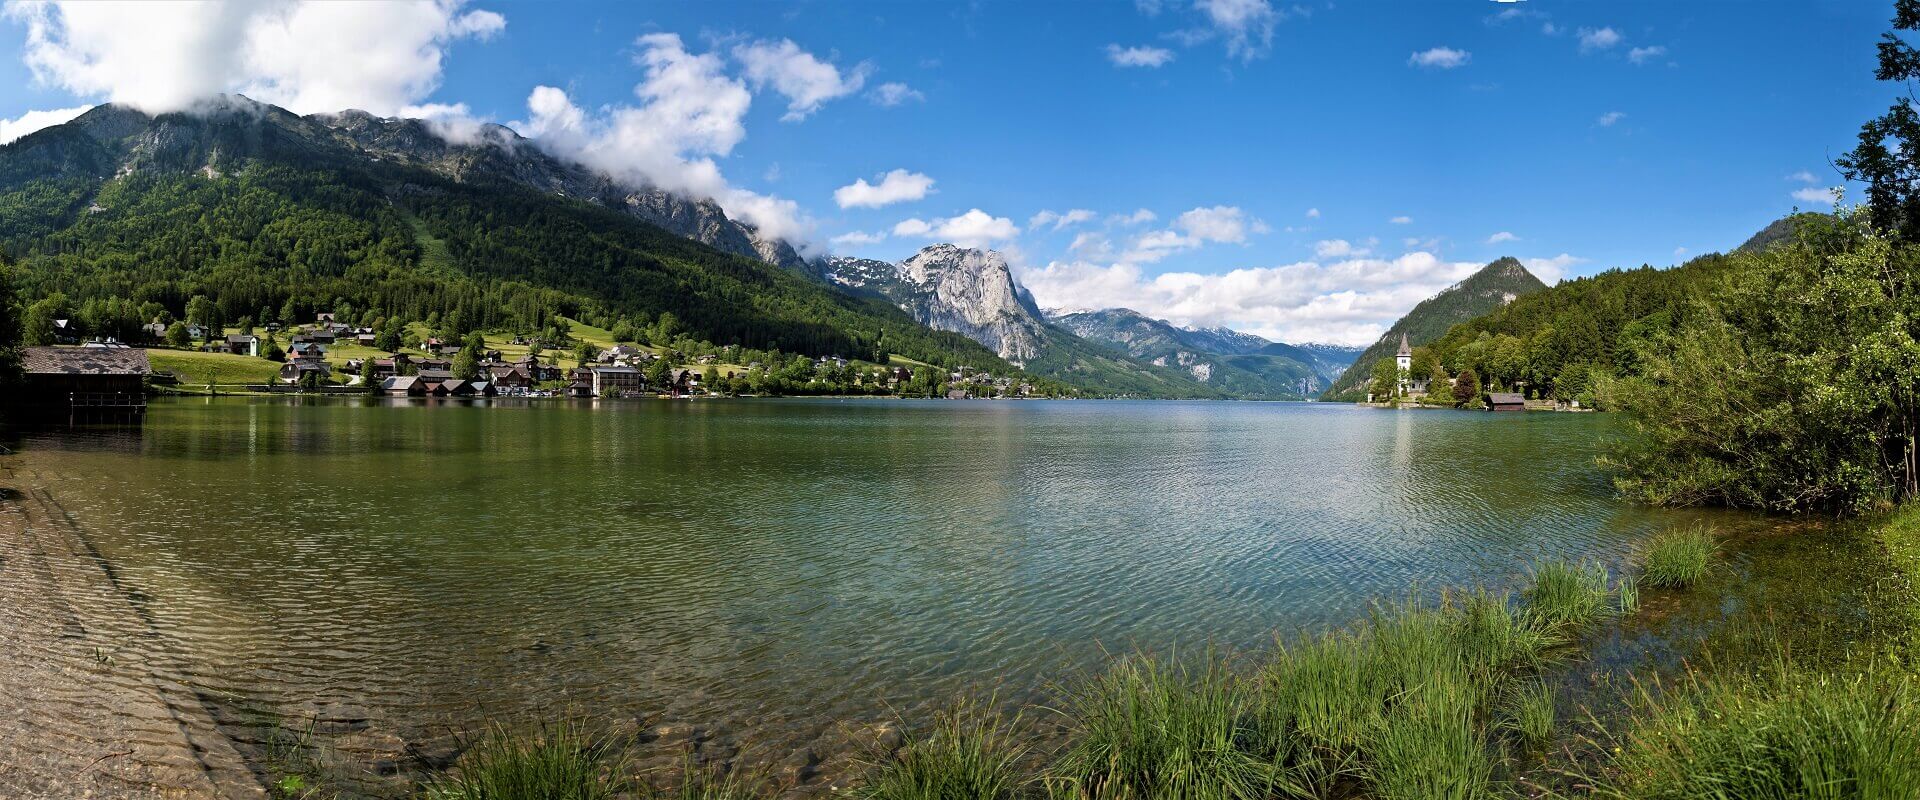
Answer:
xmin=6 ymin=397 xmax=1696 ymax=776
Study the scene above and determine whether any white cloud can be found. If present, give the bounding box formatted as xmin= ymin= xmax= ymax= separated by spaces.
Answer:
xmin=1542 ymin=22 xmax=1561 ymax=36
xmin=831 ymin=230 xmax=888 ymax=247
xmin=732 ymin=37 xmax=870 ymax=121
xmin=5 ymin=0 xmax=505 ymax=116
xmin=1674 ymin=246 xmax=1689 ymax=256
xmin=519 ymin=35 xmax=810 ymax=246
xmin=1487 ymin=231 xmax=1519 ymax=244
xmin=867 ymin=81 xmax=924 ymax=107
xmin=833 ymin=169 xmax=935 ymax=209
xmin=1626 ymin=45 xmax=1666 ymax=64
xmin=0 ymin=104 xmax=88 ymax=144
xmin=1577 ymin=27 xmax=1622 ymax=53
xmin=1597 ymin=111 xmax=1626 ymax=127
xmin=893 ymin=209 xmax=1020 ymax=249
xmin=1521 ymin=253 xmax=1584 ymax=284
xmin=1031 ymin=209 xmax=1097 ymax=230
xmin=1106 ymin=43 xmax=1175 ymax=67
xmin=1788 ymin=170 xmax=1820 ymax=184
xmin=1176 ymin=205 xmax=1265 ymax=243
xmin=1792 ymin=186 xmax=1840 ymax=206
xmin=1408 ymin=47 xmax=1471 ymax=69
xmin=1314 ymin=239 xmax=1367 ymax=258
xmin=1018 ymin=249 xmax=1487 ymax=346
xmin=1389 ymin=215 xmax=1412 ymax=225
xmin=1110 ymin=208 xmax=1158 ymax=226
xmin=1304 ymin=207 xmax=1320 ymax=218
xmin=1195 ymin=0 xmax=1284 ymax=62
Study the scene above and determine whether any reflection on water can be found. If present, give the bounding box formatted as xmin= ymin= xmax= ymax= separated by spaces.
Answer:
xmin=6 ymin=398 xmax=1702 ymax=775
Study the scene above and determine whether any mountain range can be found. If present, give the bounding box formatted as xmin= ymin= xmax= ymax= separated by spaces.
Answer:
xmin=0 ymin=96 xmax=1451 ymax=400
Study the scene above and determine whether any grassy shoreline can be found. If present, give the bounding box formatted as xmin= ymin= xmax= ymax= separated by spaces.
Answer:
xmin=371 ymin=512 xmax=1920 ymax=799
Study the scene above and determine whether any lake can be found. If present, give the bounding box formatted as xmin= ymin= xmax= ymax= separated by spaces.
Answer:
xmin=2 ymin=397 xmax=1697 ymax=788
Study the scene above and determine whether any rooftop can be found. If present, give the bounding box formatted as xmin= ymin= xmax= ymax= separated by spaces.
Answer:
xmin=21 ymin=346 xmax=150 ymax=376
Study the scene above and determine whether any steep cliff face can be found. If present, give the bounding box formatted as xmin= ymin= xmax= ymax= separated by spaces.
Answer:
xmin=823 ymin=245 xmax=1048 ymax=362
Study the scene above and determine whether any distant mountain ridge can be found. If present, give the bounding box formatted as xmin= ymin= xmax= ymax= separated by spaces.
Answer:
xmin=1323 ymin=257 xmax=1548 ymax=398
xmin=1047 ymin=307 xmax=1359 ymax=398
xmin=821 ymin=249 xmax=1229 ymax=397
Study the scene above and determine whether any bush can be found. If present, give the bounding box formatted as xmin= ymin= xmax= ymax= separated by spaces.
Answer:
xmin=422 ymin=722 xmax=625 ymax=800
xmin=1640 ymin=524 xmax=1716 ymax=588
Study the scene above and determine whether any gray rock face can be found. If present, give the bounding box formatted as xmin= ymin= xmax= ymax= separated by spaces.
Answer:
xmin=821 ymin=245 xmax=1048 ymax=363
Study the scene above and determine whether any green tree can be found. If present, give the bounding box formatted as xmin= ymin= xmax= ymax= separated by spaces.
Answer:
xmin=165 ymin=321 xmax=191 ymax=348
xmin=0 ymin=258 xmax=21 ymax=387
xmin=452 ymin=339 xmax=484 ymax=381
xmin=702 ymin=365 xmax=719 ymax=391
xmin=1424 ymin=363 xmax=1454 ymax=405
xmin=186 ymin=294 xmax=217 ymax=328
xmin=236 ymin=315 xmax=254 ymax=335
xmin=610 ymin=320 xmax=637 ymax=343
xmin=573 ymin=340 xmax=599 ymax=365
xmin=22 ymin=293 xmax=69 ymax=346
xmin=262 ymin=333 xmax=284 ymax=362
xmin=1605 ymin=211 xmax=1920 ymax=513
xmin=375 ymin=319 xmax=402 ymax=351
xmin=645 ymin=357 xmax=671 ymax=390
xmin=1367 ymin=357 xmax=1400 ymax=400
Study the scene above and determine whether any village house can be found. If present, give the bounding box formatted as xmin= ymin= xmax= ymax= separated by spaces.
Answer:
xmin=489 ymin=364 xmax=534 ymax=390
xmin=591 ymin=365 xmax=644 ymax=397
xmin=415 ymin=357 xmax=452 ymax=372
xmin=225 ymin=333 xmax=259 ymax=357
xmin=355 ymin=333 xmax=378 ymax=347
xmin=277 ymin=357 xmax=330 ymax=385
xmin=667 ymin=368 xmax=697 ymax=396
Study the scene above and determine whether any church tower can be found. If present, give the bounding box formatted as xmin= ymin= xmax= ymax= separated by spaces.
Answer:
xmin=1395 ymin=332 xmax=1412 ymax=395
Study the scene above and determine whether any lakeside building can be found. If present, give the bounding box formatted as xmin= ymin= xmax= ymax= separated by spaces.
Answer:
xmin=19 ymin=346 xmax=149 ymax=411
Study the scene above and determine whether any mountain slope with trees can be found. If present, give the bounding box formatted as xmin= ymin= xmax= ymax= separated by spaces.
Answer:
xmin=0 ymin=98 xmax=1031 ymax=376
xmin=1323 ymin=257 xmax=1548 ymax=399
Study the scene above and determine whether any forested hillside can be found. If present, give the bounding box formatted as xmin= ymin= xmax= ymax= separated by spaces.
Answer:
xmin=1323 ymin=257 xmax=1547 ymax=398
xmin=0 ymin=100 xmax=1017 ymax=374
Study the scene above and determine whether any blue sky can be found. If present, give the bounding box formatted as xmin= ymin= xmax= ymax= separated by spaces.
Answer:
xmin=0 ymin=1 xmax=1895 ymax=344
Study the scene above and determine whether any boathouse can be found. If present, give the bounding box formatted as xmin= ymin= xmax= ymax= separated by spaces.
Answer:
xmin=1487 ymin=392 xmax=1526 ymax=412
xmin=19 ymin=346 xmax=149 ymax=410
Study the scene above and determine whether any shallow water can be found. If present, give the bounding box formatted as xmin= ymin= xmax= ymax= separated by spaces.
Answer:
xmin=4 ymin=397 xmax=1707 ymax=786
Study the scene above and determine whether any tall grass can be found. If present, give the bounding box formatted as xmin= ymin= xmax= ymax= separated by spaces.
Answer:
xmin=666 ymin=758 xmax=763 ymax=800
xmin=1586 ymin=662 xmax=1920 ymax=799
xmin=1498 ymin=683 xmax=1555 ymax=753
xmin=861 ymin=699 xmax=1029 ymax=800
xmin=1051 ymin=653 xmax=1284 ymax=800
xmin=1640 ymin=524 xmax=1716 ymax=588
xmin=1523 ymin=560 xmax=1614 ymax=632
xmin=422 ymin=722 xmax=626 ymax=800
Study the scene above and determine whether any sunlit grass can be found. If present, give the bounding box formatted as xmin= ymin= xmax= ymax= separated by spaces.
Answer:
xmin=860 ymin=699 xmax=1029 ymax=800
xmin=1641 ymin=524 xmax=1716 ymax=589
xmin=1586 ymin=661 xmax=1920 ymax=799
xmin=1522 ymin=560 xmax=1614 ymax=632
xmin=422 ymin=722 xmax=625 ymax=800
